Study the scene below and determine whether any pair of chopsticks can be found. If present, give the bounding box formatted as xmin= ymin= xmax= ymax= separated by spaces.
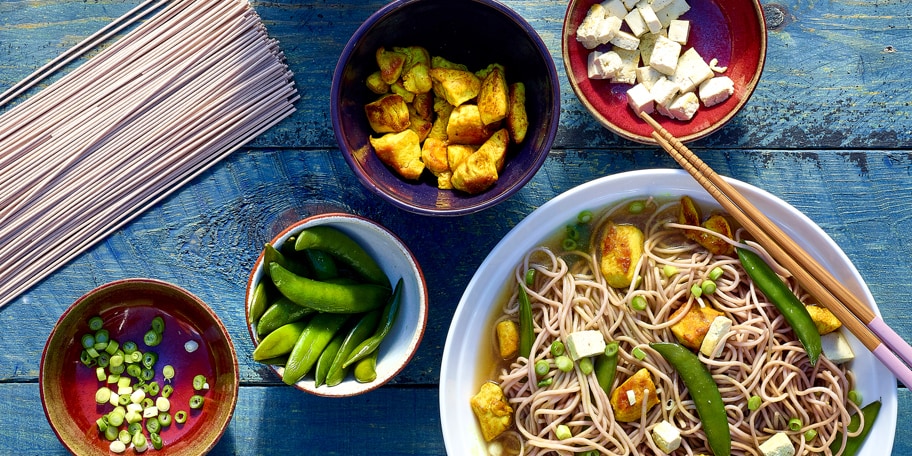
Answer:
xmin=639 ymin=111 xmax=912 ymax=388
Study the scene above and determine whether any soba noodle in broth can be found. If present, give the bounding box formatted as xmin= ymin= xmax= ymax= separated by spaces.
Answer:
xmin=489 ymin=197 xmax=859 ymax=456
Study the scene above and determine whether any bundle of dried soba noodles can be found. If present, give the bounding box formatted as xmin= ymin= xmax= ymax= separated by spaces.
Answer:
xmin=0 ymin=0 xmax=299 ymax=308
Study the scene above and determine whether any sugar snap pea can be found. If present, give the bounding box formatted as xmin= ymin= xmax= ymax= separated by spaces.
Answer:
xmin=353 ymin=349 xmax=379 ymax=383
xmin=247 ymin=282 xmax=267 ymax=325
xmin=342 ymin=278 xmax=402 ymax=368
xmin=651 ymin=342 xmax=730 ymax=456
xmin=264 ymin=242 xmax=310 ymax=278
xmin=326 ymin=309 xmax=382 ymax=386
xmin=294 ymin=226 xmax=388 ymax=286
xmin=304 ymin=249 xmax=338 ymax=280
xmin=270 ymin=262 xmax=391 ymax=314
xmin=256 ymin=296 xmax=314 ymax=337
xmin=314 ymin=328 xmax=348 ymax=387
xmin=282 ymin=313 xmax=350 ymax=385
xmin=252 ymin=320 xmax=309 ymax=361
xmin=518 ymin=274 xmax=534 ymax=359
xmin=595 ymin=341 xmax=619 ymax=395
xmin=737 ymin=247 xmax=822 ymax=365
xmin=829 ymin=400 xmax=881 ymax=455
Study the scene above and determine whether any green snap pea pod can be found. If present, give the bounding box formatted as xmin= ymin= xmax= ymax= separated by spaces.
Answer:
xmin=326 ymin=309 xmax=382 ymax=387
xmin=304 ymin=249 xmax=338 ymax=280
xmin=282 ymin=313 xmax=350 ymax=385
xmin=264 ymin=242 xmax=310 ymax=278
xmin=342 ymin=278 xmax=403 ymax=368
xmin=248 ymin=280 xmax=270 ymax=325
xmin=314 ymin=328 xmax=348 ymax=387
xmin=256 ymin=297 xmax=314 ymax=337
xmin=294 ymin=226 xmax=388 ymax=286
xmin=518 ymin=276 xmax=534 ymax=360
xmin=736 ymin=247 xmax=822 ymax=365
xmin=270 ymin=262 xmax=391 ymax=314
xmin=829 ymin=400 xmax=881 ymax=456
xmin=651 ymin=342 xmax=730 ymax=456
xmin=353 ymin=348 xmax=379 ymax=383
xmin=253 ymin=320 xmax=310 ymax=361
xmin=594 ymin=341 xmax=619 ymax=395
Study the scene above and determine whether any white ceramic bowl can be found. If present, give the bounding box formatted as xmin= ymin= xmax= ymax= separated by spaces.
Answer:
xmin=439 ymin=169 xmax=896 ymax=455
xmin=246 ymin=213 xmax=428 ymax=397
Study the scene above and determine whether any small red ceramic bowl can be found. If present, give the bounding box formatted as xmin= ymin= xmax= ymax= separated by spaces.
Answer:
xmin=245 ymin=213 xmax=428 ymax=397
xmin=40 ymin=279 xmax=239 ymax=455
xmin=562 ymin=0 xmax=766 ymax=143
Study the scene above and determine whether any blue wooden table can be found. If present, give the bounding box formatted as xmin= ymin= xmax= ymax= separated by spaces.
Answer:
xmin=2 ymin=0 xmax=912 ymax=454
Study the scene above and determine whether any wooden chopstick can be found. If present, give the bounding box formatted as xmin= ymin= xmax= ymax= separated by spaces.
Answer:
xmin=639 ymin=111 xmax=912 ymax=387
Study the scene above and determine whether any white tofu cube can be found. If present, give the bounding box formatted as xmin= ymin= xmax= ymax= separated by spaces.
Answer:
xmin=652 ymin=420 xmax=682 ymax=453
xmin=650 ymin=0 xmax=675 ymax=11
xmin=663 ymin=92 xmax=699 ymax=121
xmin=671 ymin=47 xmax=714 ymax=92
xmin=821 ymin=331 xmax=855 ymax=364
xmin=637 ymin=32 xmax=664 ymax=66
xmin=636 ymin=65 xmax=663 ymax=89
xmin=576 ymin=4 xmax=608 ymax=49
xmin=626 ymin=83 xmax=655 ymax=115
xmin=610 ymin=30 xmax=641 ymax=51
xmin=667 ymin=19 xmax=690 ymax=44
xmin=656 ymin=0 xmax=691 ymax=27
xmin=759 ymin=432 xmax=795 ymax=456
xmin=699 ymin=76 xmax=734 ymax=107
xmin=566 ymin=330 xmax=606 ymax=361
xmin=624 ymin=9 xmax=648 ymax=37
xmin=649 ymin=35 xmax=681 ymax=75
xmin=611 ymin=47 xmax=640 ymax=84
xmin=601 ymin=0 xmax=630 ymax=18
xmin=637 ymin=5 xmax=663 ymax=34
xmin=650 ymin=76 xmax=679 ymax=106
xmin=699 ymin=315 xmax=732 ymax=357
xmin=587 ymin=50 xmax=624 ymax=79
xmin=621 ymin=0 xmax=640 ymax=9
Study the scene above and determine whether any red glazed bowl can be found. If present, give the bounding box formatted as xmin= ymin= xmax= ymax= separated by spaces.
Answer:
xmin=562 ymin=0 xmax=766 ymax=143
xmin=40 ymin=279 xmax=239 ymax=455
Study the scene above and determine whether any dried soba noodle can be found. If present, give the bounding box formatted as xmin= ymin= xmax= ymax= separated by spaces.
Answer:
xmin=0 ymin=0 xmax=298 ymax=308
xmin=495 ymin=199 xmax=860 ymax=455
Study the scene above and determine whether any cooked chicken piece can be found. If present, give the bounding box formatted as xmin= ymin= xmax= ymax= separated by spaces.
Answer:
xmin=376 ymin=47 xmax=407 ymax=85
xmin=806 ymin=305 xmax=842 ymax=335
xmin=447 ymin=144 xmax=477 ymax=170
xmin=429 ymin=67 xmax=481 ymax=107
xmin=506 ymin=82 xmax=528 ymax=144
xmin=495 ymin=320 xmax=520 ymax=359
xmin=610 ymin=368 xmax=660 ymax=422
xmin=451 ymin=129 xmax=509 ymax=194
xmin=369 ymin=129 xmax=424 ymax=180
xmin=446 ymin=104 xmax=499 ymax=145
xmin=364 ymin=94 xmax=410 ymax=134
xmin=366 ymin=70 xmax=389 ymax=94
xmin=678 ymin=196 xmax=735 ymax=255
xmin=407 ymin=106 xmax=432 ymax=142
xmin=670 ymin=304 xmax=725 ymax=351
xmin=599 ymin=221 xmax=645 ymax=288
xmin=470 ymin=382 xmax=514 ymax=442
xmin=477 ymin=66 xmax=508 ymax=125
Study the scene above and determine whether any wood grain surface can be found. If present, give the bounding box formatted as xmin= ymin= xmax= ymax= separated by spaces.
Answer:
xmin=1 ymin=0 xmax=911 ymax=454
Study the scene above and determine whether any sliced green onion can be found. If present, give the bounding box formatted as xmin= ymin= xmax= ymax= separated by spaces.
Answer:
xmin=691 ymin=284 xmax=703 ymax=298
xmin=126 ymin=364 xmax=142 ymax=378
xmin=96 ymin=367 xmax=107 ymax=382
xmin=804 ymin=429 xmax=818 ymax=442
xmin=788 ymin=418 xmax=803 ymax=431
xmin=95 ymin=329 xmax=110 ymax=345
xmin=129 ymin=351 xmax=143 ymax=364
xmin=604 ymin=342 xmax=619 ymax=357
xmin=162 ymin=365 xmax=175 ymax=381
xmin=104 ymin=340 xmax=120 ymax=355
xmin=109 ymin=440 xmax=126 ymax=453
xmin=537 ymin=377 xmax=553 ymax=388
xmin=104 ymin=425 xmax=119 ymax=442
xmin=555 ymin=355 xmax=574 ymax=373
xmin=122 ymin=341 xmax=137 ymax=354
xmin=550 ymin=340 xmax=565 ymax=357
xmin=535 ymin=360 xmax=550 ymax=377
xmin=565 ymin=225 xmax=580 ymax=241
xmin=184 ymin=340 xmax=199 ymax=353
xmin=175 ymin=410 xmax=188 ymax=424
xmin=151 ymin=316 xmax=165 ymax=334
xmin=141 ymin=368 xmax=155 ymax=381
xmin=701 ymin=280 xmax=717 ymax=295
xmin=577 ymin=210 xmax=594 ymax=224
xmin=142 ymin=352 xmax=158 ymax=369
xmin=555 ymin=424 xmax=572 ymax=440
xmin=662 ymin=265 xmax=678 ymax=278
xmin=627 ymin=200 xmax=646 ymax=214
xmin=96 ymin=353 xmax=110 ymax=369
xmin=81 ymin=334 xmax=96 ymax=349
xmin=131 ymin=431 xmax=146 ymax=449
xmin=632 ymin=347 xmax=647 ymax=360
xmin=161 ymin=384 xmax=173 ymax=398
xmin=189 ymin=394 xmax=204 ymax=409
xmin=578 ymin=357 xmax=594 ymax=375
xmin=193 ymin=374 xmax=207 ymax=391
xmin=562 ymin=238 xmax=578 ymax=251
xmin=96 ymin=417 xmax=108 ymax=432
xmin=88 ymin=316 xmax=104 ymax=331
xmin=96 ymin=387 xmax=112 ymax=404
xmin=150 ymin=432 xmax=163 ymax=450
xmin=144 ymin=329 xmax=162 ymax=347
xmin=148 ymin=381 xmax=160 ymax=396
xmin=118 ymin=429 xmax=131 ymax=444
xmin=708 ymin=267 xmax=724 ymax=281
xmin=630 ymin=296 xmax=648 ymax=311
xmin=748 ymin=395 xmax=762 ymax=411
xmin=158 ymin=412 xmax=172 ymax=427
xmin=156 ymin=396 xmax=170 ymax=412
xmin=80 ymin=350 xmax=94 ymax=367
xmin=127 ymin=421 xmax=142 ymax=436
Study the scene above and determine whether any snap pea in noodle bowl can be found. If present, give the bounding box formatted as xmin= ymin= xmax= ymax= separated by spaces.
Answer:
xmin=439 ymin=170 xmax=896 ymax=456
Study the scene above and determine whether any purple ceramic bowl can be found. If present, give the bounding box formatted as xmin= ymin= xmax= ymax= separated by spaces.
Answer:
xmin=331 ymin=0 xmax=560 ymax=216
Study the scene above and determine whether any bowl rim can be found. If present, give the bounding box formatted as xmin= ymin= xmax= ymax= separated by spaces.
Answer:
xmin=245 ymin=212 xmax=429 ymax=397
xmin=39 ymin=277 xmax=240 ymax=455
xmin=561 ymin=0 xmax=768 ymax=144
xmin=438 ymin=168 xmax=897 ymax=455
xmin=330 ymin=0 xmax=561 ymax=216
